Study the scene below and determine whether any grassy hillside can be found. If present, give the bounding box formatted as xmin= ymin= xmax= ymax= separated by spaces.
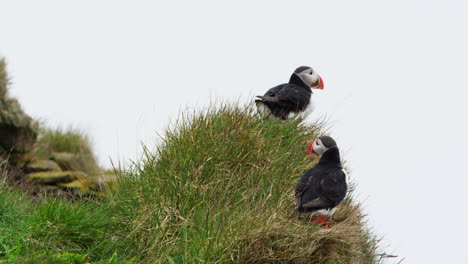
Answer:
xmin=0 ymin=103 xmax=377 ymax=263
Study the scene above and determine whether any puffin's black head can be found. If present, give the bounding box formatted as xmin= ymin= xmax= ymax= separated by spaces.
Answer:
xmin=307 ymin=136 xmax=337 ymax=157
xmin=293 ymin=66 xmax=324 ymax=90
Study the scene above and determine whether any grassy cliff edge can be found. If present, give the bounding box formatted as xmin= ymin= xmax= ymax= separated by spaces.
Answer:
xmin=0 ymin=103 xmax=378 ymax=263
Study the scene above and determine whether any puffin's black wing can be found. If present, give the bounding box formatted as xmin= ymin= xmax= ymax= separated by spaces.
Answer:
xmin=295 ymin=167 xmax=347 ymax=213
xmin=263 ymin=85 xmax=284 ymax=97
xmin=256 ymin=84 xmax=311 ymax=119
xmin=295 ymin=168 xmax=333 ymax=213
xmin=257 ymin=84 xmax=309 ymax=108
xmin=320 ymin=169 xmax=347 ymax=205
xmin=275 ymin=85 xmax=310 ymax=109
xmin=295 ymin=171 xmax=313 ymax=204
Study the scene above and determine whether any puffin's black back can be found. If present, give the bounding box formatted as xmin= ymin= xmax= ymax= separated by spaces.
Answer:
xmin=256 ymin=73 xmax=312 ymax=119
xmin=295 ymin=147 xmax=347 ymax=213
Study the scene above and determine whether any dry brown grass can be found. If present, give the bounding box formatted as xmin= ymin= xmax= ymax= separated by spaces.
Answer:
xmin=235 ymin=199 xmax=376 ymax=264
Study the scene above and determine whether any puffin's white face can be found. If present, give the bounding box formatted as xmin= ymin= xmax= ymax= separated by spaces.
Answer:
xmin=309 ymin=138 xmax=328 ymax=156
xmin=295 ymin=67 xmax=324 ymax=90
xmin=307 ymin=136 xmax=337 ymax=157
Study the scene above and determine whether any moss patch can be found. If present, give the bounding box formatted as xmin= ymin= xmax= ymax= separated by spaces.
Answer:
xmin=26 ymin=171 xmax=87 ymax=185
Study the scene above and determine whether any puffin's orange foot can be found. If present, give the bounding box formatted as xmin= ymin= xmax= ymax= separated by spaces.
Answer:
xmin=312 ymin=215 xmax=331 ymax=229
xmin=314 ymin=215 xmax=328 ymax=225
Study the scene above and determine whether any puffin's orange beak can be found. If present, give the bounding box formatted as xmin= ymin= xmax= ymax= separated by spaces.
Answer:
xmin=314 ymin=76 xmax=324 ymax=90
xmin=308 ymin=141 xmax=318 ymax=157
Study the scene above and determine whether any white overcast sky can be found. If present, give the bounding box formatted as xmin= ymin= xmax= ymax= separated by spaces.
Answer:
xmin=1 ymin=0 xmax=467 ymax=263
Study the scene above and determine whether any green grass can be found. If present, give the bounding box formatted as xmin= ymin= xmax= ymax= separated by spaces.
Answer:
xmin=0 ymin=179 xmax=133 ymax=263
xmin=0 ymin=102 xmax=378 ymax=263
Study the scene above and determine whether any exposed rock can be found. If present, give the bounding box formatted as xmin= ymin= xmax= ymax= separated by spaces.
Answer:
xmin=0 ymin=60 xmax=38 ymax=153
xmin=57 ymin=175 xmax=91 ymax=193
xmin=51 ymin=152 xmax=88 ymax=172
xmin=26 ymin=170 xmax=87 ymax=185
xmin=24 ymin=159 xmax=62 ymax=173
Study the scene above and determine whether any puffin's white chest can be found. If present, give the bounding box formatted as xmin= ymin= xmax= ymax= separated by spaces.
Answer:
xmin=312 ymin=207 xmax=337 ymax=217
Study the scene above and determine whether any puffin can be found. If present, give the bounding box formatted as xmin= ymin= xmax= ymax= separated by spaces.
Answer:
xmin=295 ymin=136 xmax=347 ymax=228
xmin=255 ymin=66 xmax=324 ymax=120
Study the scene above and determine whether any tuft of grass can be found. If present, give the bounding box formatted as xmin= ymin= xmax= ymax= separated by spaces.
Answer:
xmin=34 ymin=126 xmax=99 ymax=173
xmin=112 ymin=102 xmax=378 ymax=263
